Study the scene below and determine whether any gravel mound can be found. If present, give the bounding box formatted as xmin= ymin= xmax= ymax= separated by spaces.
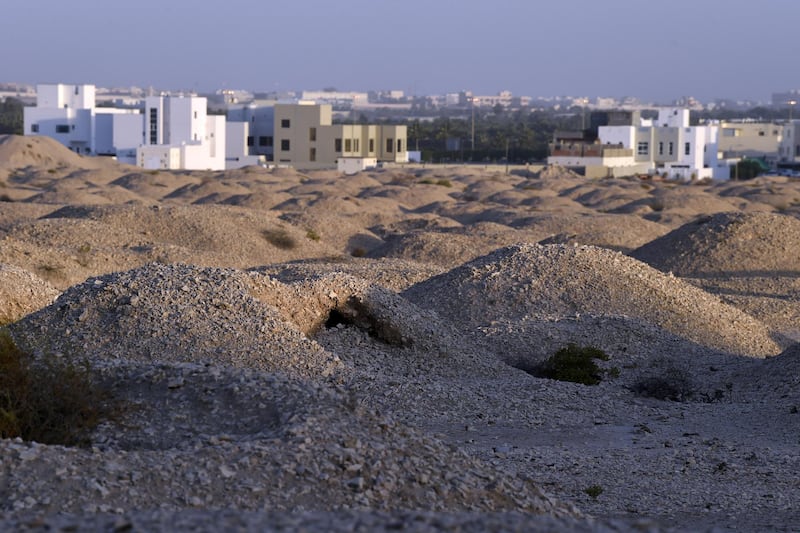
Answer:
xmin=0 ymin=263 xmax=60 ymax=325
xmin=0 ymin=362 xmax=578 ymax=521
xmin=403 ymin=243 xmax=783 ymax=357
xmin=9 ymin=263 xmax=341 ymax=378
xmin=631 ymin=211 xmax=800 ymax=277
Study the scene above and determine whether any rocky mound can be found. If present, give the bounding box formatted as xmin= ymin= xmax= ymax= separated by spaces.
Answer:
xmin=9 ymin=263 xmax=341 ymax=378
xmin=403 ymin=243 xmax=783 ymax=357
xmin=0 ymin=263 xmax=60 ymax=325
xmin=630 ymin=211 xmax=800 ymax=277
xmin=0 ymin=362 xmax=578 ymax=521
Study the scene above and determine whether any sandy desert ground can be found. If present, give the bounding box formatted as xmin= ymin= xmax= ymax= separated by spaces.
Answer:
xmin=1 ymin=133 xmax=799 ymax=531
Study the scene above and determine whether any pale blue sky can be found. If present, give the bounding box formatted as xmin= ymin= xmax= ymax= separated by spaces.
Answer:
xmin=3 ymin=0 xmax=798 ymax=102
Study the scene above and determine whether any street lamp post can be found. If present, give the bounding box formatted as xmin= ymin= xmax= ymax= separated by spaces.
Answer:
xmin=789 ymin=100 xmax=797 ymax=122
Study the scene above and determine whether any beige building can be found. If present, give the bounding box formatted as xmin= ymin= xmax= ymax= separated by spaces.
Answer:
xmin=272 ymin=103 xmax=408 ymax=169
xmin=718 ymin=121 xmax=782 ymax=159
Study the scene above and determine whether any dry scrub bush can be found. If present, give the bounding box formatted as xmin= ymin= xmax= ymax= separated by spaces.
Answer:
xmin=514 ymin=344 xmax=612 ymax=386
xmin=0 ymin=330 xmax=113 ymax=446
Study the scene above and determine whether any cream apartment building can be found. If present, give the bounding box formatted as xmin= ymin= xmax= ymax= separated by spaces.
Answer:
xmin=269 ymin=102 xmax=407 ymax=169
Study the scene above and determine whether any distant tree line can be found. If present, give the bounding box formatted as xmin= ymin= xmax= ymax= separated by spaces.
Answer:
xmin=0 ymin=98 xmax=23 ymax=135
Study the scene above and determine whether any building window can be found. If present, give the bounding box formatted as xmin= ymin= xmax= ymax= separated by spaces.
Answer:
xmin=74 ymin=86 xmax=79 ymax=95
xmin=309 ymin=128 xmax=316 ymax=141
xmin=258 ymin=136 xmax=273 ymax=147
xmin=281 ymin=139 xmax=290 ymax=151
xmin=684 ymin=142 xmax=691 ymax=155
xmin=369 ymin=139 xmax=374 ymax=152
xmin=149 ymin=108 xmax=158 ymax=145
xmin=668 ymin=142 xmax=674 ymax=155
xmin=397 ymin=139 xmax=403 ymax=152
xmin=335 ymin=138 xmax=342 ymax=152
xmin=354 ymin=138 xmax=360 ymax=152
xmin=56 ymin=124 xmax=70 ymax=134
xmin=386 ymin=138 xmax=394 ymax=153
xmin=636 ymin=141 xmax=648 ymax=155
xmin=193 ymin=111 xmax=197 ymax=119
xmin=309 ymin=147 xmax=316 ymax=162
xmin=658 ymin=142 xmax=664 ymax=155
xmin=345 ymin=139 xmax=352 ymax=152
xmin=281 ymin=119 xmax=290 ymax=128
xmin=31 ymin=124 xmax=38 ymax=133
xmin=247 ymin=136 xmax=254 ymax=147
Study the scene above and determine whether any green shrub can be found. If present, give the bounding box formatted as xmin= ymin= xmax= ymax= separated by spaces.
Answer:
xmin=350 ymin=247 xmax=367 ymax=258
xmin=0 ymin=330 xmax=112 ymax=446
xmin=515 ymin=344 xmax=610 ymax=385
xmin=262 ymin=228 xmax=297 ymax=250
xmin=584 ymin=485 xmax=603 ymax=499
xmin=306 ymin=229 xmax=321 ymax=242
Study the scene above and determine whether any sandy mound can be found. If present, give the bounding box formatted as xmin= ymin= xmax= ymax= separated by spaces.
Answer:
xmin=631 ymin=211 xmax=800 ymax=277
xmin=512 ymin=213 xmax=669 ymax=252
xmin=0 ymin=203 xmax=341 ymax=289
xmin=254 ymin=257 xmax=445 ymax=292
xmin=9 ymin=263 xmax=341 ymax=378
xmin=0 ymin=135 xmax=98 ymax=170
xmin=0 ymin=264 xmax=60 ymax=325
xmin=403 ymin=243 xmax=783 ymax=357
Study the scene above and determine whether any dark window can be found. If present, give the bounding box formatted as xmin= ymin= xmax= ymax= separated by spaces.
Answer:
xmin=345 ymin=139 xmax=352 ymax=152
xmin=369 ymin=139 xmax=374 ymax=152
xmin=247 ymin=136 xmax=254 ymax=147
xmin=386 ymin=138 xmax=394 ymax=152
xmin=56 ymin=124 xmax=70 ymax=134
xmin=668 ymin=142 xmax=674 ymax=155
xmin=149 ymin=108 xmax=158 ymax=144
xmin=684 ymin=142 xmax=691 ymax=155
xmin=281 ymin=139 xmax=290 ymax=151
xmin=258 ymin=136 xmax=273 ymax=147
xmin=658 ymin=142 xmax=664 ymax=155
xmin=309 ymin=147 xmax=316 ymax=161
xmin=281 ymin=119 xmax=290 ymax=128
xmin=31 ymin=124 xmax=39 ymax=133
xmin=397 ymin=139 xmax=403 ymax=152
xmin=354 ymin=138 xmax=359 ymax=152
xmin=335 ymin=138 xmax=342 ymax=152
xmin=309 ymin=128 xmax=316 ymax=141
xmin=636 ymin=141 xmax=648 ymax=155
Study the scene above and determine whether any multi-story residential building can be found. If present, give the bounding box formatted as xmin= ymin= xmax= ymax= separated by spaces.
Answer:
xmin=137 ymin=94 xmax=226 ymax=170
xmin=228 ymin=102 xmax=408 ymax=170
xmin=23 ymin=84 xmax=141 ymax=157
xmin=718 ymin=121 xmax=783 ymax=160
xmin=549 ymin=108 xmax=729 ymax=180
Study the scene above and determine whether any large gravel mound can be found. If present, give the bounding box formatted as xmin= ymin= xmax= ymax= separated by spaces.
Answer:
xmin=630 ymin=211 xmax=800 ymax=277
xmin=403 ymin=243 xmax=783 ymax=357
xmin=0 ymin=263 xmax=60 ymax=324
xmin=9 ymin=263 xmax=341 ymax=378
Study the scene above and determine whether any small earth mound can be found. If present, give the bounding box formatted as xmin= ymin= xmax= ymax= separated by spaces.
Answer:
xmin=630 ymin=212 xmax=800 ymax=277
xmin=0 ymin=263 xmax=61 ymax=324
xmin=9 ymin=263 xmax=341 ymax=378
xmin=403 ymin=243 xmax=783 ymax=357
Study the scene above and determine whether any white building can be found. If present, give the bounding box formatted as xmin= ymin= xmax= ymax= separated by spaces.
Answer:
xmin=549 ymin=108 xmax=729 ymax=181
xmin=24 ymin=84 xmax=142 ymax=157
xmin=137 ymin=94 xmax=225 ymax=170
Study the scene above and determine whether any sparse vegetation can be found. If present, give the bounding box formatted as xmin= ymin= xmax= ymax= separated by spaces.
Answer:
xmin=261 ymin=228 xmax=297 ymax=250
xmin=0 ymin=330 xmax=113 ymax=446
xmin=584 ymin=485 xmax=603 ymax=499
xmin=514 ymin=344 xmax=611 ymax=386
xmin=350 ymin=247 xmax=367 ymax=258
xmin=306 ymin=229 xmax=321 ymax=242
xmin=630 ymin=359 xmax=694 ymax=401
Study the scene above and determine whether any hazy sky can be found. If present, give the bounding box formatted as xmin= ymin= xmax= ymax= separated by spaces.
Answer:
xmin=3 ymin=0 xmax=798 ymax=102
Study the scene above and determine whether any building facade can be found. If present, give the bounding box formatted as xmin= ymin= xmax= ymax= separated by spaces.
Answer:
xmin=228 ymin=102 xmax=408 ymax=170
xmin=548 ymin=108 xmax=729 ymax=180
